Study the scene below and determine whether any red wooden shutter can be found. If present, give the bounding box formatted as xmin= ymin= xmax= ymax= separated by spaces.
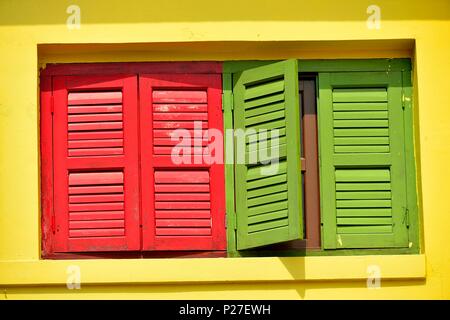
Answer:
xmin=52 ymin=75 xmax=140 ymax=252
xmin=139 ymin=73 xmax=226 ymax=250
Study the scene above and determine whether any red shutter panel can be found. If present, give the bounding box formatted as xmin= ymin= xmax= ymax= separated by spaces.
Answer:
xmin=140 ymin=73 xmax=226 ymax=250
xmin=52 ymin=75 xmax=140 ymax=252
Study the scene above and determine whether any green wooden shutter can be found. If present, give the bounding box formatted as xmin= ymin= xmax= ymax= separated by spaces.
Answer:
xmin=319 ymin=71 xmax=409 ymax=249
xmin=233 ymin=60 xmax=303 ymax=250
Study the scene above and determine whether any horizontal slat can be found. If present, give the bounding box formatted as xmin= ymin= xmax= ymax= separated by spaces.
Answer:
xmin=337 ymin=226 xmax=392 ymax=234
xmin=69 ymin=202 xmax=124 ymax=212
xmin=336 ymin=199 xmax=392 ymax=208
xmin=335 ymin=169 xmax=390 ymax=182
xmin=333 ymin=119 xmax=389 ymax=128
xmin=248 ymin=201 xmax=288 ymax=216
xmin=248 ymin=218 xmax=289 ymax=233
xmin=68 ymin=92 xmax=122 ymax=105
xmin=336 ymin=191 xmax=392 ymax=200
xmin=154 ymin=184 xmax=209 ymax=193
xmin=155 ymin=193 xmax=210 ymax=201
xmin=333 ymin=111 xmax=388 ymax=120
xmin=245 ymin=79 xmax=284 ymax=101
xmin=153 ymin=112 xmax=208 ymax=121
xmin=69 ymin=122 xmax=123 ymax=131
xmin=247 ymin=136 xmax=287 ymax=149
xmin=247 ymin=183 xmax=287 ymax=199
xmin=69 ymin=139 xmax=123 ymax=149
xmin=247 ymin=161 xmax=287 ymax=181
xmin=69 ymin=220 xmax=125 ymax=229
xmin=333 ymin=102 xmax=388 ymax=111
xmin=247 ymin=174 xmax=287 ymax=190
xmin=332 ymin=88 xmax=387 ymax=103
xmin=69 ymin=185 xmax=124 ymax=194
xmin=334 ymin=137 xmax=389 ymax=145
xmin=68 ymin=105 xmax=122 ymax=114
xmin=155 ymin=219 xmax=211 ymax=227
xmin=246 ymin=144 xmax=286 ymax=164
xmin=244 ymin=92 xmax=284 ymax=110
xmin=153 ymin=138 xmax=208 ymax=146
xmin=153 ymin=104 xmax=207 ymax=112
xmin=337 ymin=208 xmax=392 ymax=217
xmin=337 ymin=217 xmax=393 ymax=225
xmin=155 ymin=202 xmax=210 ymax=210
xmin=69 ymin=194 xmax=124 ymax=203
xmin=248 ymin=210 xmax=288 ymax=225
xmin=247 ymin=119 xmax=285 ymax=131
xmin=69 ymin=211 xmax=124 ymax=221
xmin=68 ymin=131 xmax=123 ymax=140
xmin=69 ymin=172 xmax=123 ymax=186
xmin=336 ymin=182 xmax=391 ymax=191
xmin=153 ymin=146 xmax=207 ymax=155
xmin=248 ymin=191 xmax=288 ymax=208
xmin=245 ymin=110 xmax=285 ymax=127
xmin=69 ymin=148 xmax=124 ymax=157
xmin=155 ymin=210 xmax=211 ymax=219
xmin=153 ymin=90 xmax=207 ymax=103
xmin=334 ymin=145 xmax=390 ymax=153
xmin=69 ymin=228 xmax=125 ymax=237
xmin=155 ymin=228 xmax=211 ymax=236
xmin=246 ymin=128 xmax=286 ymax=143
xmin=245 ymin=102 xmax=285 ymax=118
xmin=153 ymin=121 xmax=208 ymax=129
xmin=69 ymin=113 xmax=122 ymax=123
xmin=153 ymin=129 xmax=208 ymax=138
xmin=334 ymin=128 xmax=389 ymax=137
xmin=155 ymin=171 xmax=209 ymax=183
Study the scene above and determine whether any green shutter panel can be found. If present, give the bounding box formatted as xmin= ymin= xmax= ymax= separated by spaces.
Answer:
xmin=233 ymin=60 xmax=303 ymax=250
xmin=319 ymin=71 xmax=409 ymax=249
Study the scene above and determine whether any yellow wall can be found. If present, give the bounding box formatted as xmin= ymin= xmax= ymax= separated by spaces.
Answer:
xmin=0 ymin=0 xmax=449 ymax=299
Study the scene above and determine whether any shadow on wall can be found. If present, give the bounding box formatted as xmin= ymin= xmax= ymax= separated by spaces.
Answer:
xmin=1 ymin=278 xmax=427 ymax=299
xmin=0 ymin=0 xmax=449 ymax=25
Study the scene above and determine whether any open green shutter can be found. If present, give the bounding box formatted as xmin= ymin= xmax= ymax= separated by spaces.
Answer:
xmin=319 ymin=71 xmax=409 ymax=249
xmin=233 ymin=60 xmax=303 ymax=250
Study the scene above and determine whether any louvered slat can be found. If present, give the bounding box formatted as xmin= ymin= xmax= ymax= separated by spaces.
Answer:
xmin=68 ymin=171 xmax=125 ymax=238
xmin=68 ymin=91 xmax=124 ymax=157
xmin=154 ymin=170 xmax=211 ymax=236
xmin=335 ymin=168 xmax=394 ymax=235
xmin=152 ymin=89 xmax=209 ymax=157
xmin=332 ymin=88 xmax=390 ymax=154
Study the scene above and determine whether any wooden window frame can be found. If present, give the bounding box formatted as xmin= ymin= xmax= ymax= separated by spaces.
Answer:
xmin=40 ymin=62 xmax=225 ymax=259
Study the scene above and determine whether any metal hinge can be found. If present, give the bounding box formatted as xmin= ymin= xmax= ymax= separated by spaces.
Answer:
xmin=402 ymin=206 xmax=410 ymax=227
xmin=230 ymin=92 xmax=234 ymax=111
xmin=401 ymin=90 xmax=411 ymax=110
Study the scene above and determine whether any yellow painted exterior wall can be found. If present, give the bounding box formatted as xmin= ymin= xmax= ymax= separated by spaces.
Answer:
xmin=0 ymin=0 xmax=449 ymax=299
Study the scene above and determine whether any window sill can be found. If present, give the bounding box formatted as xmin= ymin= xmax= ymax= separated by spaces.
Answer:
xmin=0 ymin=254 xmax=425 ymax=286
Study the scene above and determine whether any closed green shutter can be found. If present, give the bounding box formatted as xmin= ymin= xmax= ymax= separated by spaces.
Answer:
xmin=233 ymin=60 xmax=304 ymax=250
xmin=319 ymin=71 xmax=409 ymax=249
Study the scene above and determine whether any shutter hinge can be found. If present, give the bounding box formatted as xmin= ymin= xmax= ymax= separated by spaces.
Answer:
xmin=50 ymin=95 xmax=54 ymax=114
xmin=402 ymin=207 xmax=410 ymax=227
xmin=230 ymin=92 xmax=234 ymax=111
xmin=401 ymin=90 xmax=411 ymax=110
